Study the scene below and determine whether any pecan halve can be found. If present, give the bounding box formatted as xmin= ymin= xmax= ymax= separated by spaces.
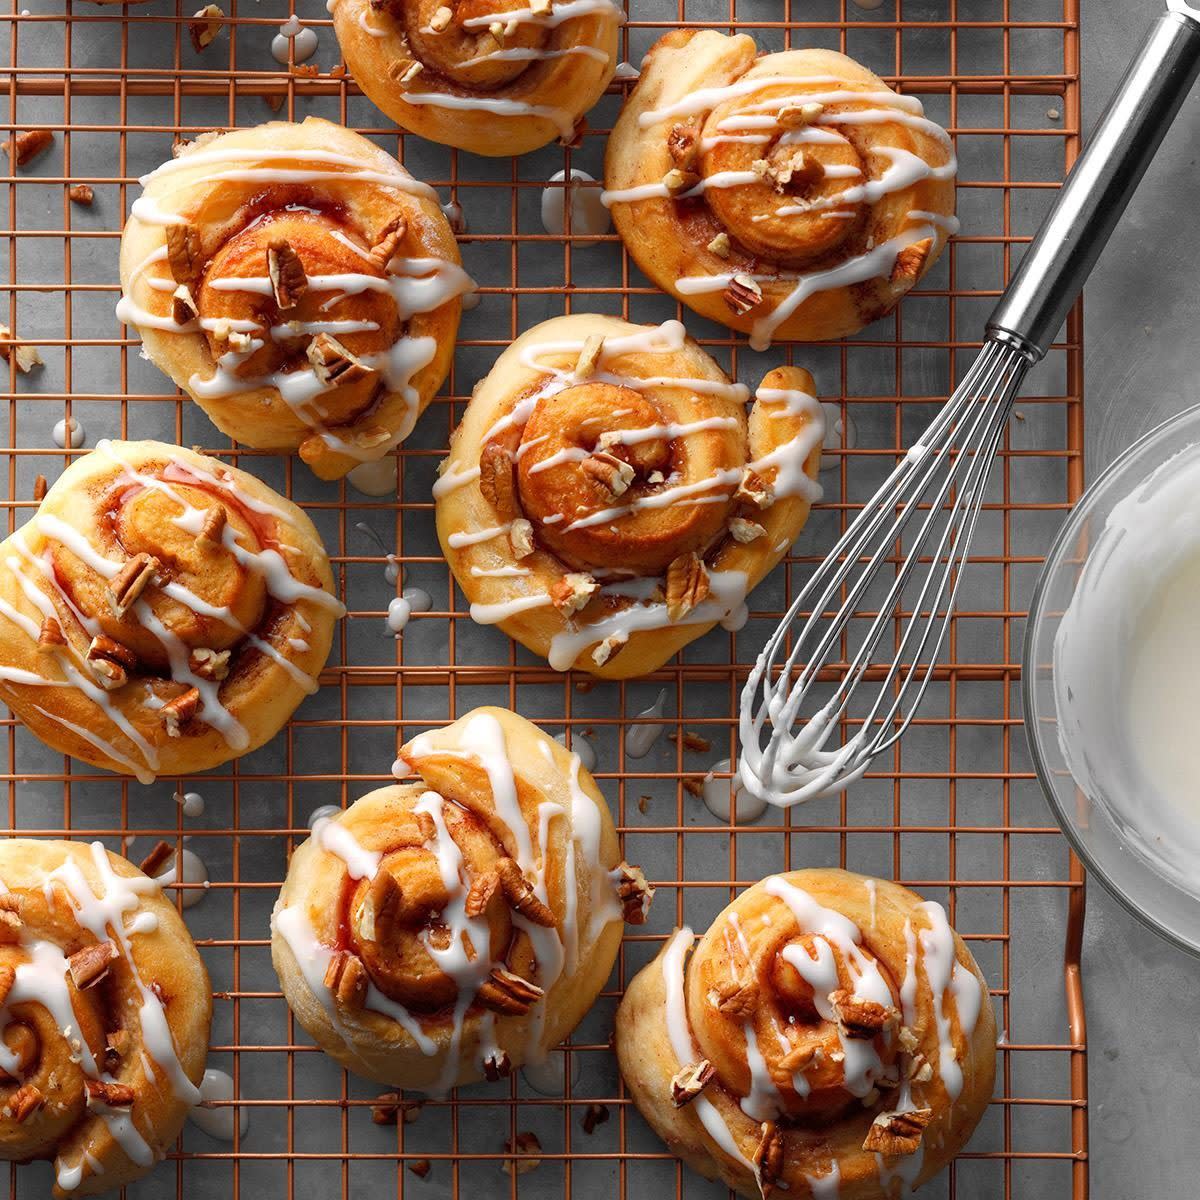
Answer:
xmin=478 ymin=442 xmax=516 ymax=514
xmin=614 ymin=861 xmax=653 ymax=924
xmin=496 ymin=857 xmax=556 ymax=927
xmin=68 ymin=940 xmax=118 ymax=989
xmin=753 ymin=1121 xmax=785 ymax=1198
xmin=710 ymin=978 xmax=757 ymax=1018
xmin=665 ymin=552 xmax=710 ymax=622
xmin=477 ymin=966 xmax=544 ymax=1016
xmin=670 ymin=1058 xmax=715 ymax=1107
xmin=85 ymin=1079 xmax=136 ymax=1110
xmin=371 ymin=212 xmax=407 ymax=269
xmin=307 ymin=333 xmax=377 ymax=388
xmin=165 ymin=223 xmax=203 ymax=288
xmin=37 ymin=616 xmax=66 ymax=651
xmin=581 ymin=450 xmax=634 ymax=499
xmin=107 ymin=552 xmax=159 ymax=615
xmin=323 ymin=950 xmax=368 ymax=1010
xmin=267 ymin=238 xmax=308 ymax=309
xmin=830 ymin=988 xmax=895 ymax=1040
xmin=10 ymin=1084 xmax=45 ymax=1122
xmin=464 ymin=866 xmax=501 ymax=918
xmin=197 ymin=505 xmax=227 ymax=548
xmin=862 ymin=1106 xmax=934 ymax=1156
xmin=163 ymin=686 xmax=202 ymax=737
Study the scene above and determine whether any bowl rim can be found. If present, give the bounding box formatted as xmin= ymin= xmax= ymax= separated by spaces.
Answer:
xmin=1022 ymin=402 xmax=1200 ymax=959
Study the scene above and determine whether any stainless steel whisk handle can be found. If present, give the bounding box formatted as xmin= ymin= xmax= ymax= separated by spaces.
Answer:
xmin=987 ymin=7 xmax=1200 ymax=361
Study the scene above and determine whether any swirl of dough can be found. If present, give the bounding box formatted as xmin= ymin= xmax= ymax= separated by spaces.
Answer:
xmin=271 ymin=706 xmax=651 ymax=1090
xmin=616 ymin=870 xmax=996 ymax=1200
xmin=603 ymin=33 xmax=957 ymax=348
xmin=434 ymin=313 xmax=824 ymax=678
xmin=330 ymin=0 xmax=623 ymax=155
xmin=0 ymin=440 xmax=344 ymax=781
xmin=0 ymin=840 xmax=210 ymax=1198
xmin=118 ymin=117 xmax=469 ymax=480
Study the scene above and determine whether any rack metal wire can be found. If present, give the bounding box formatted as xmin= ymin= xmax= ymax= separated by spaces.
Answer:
xmin=0 ymin=0 xmax=1087 ymax=1196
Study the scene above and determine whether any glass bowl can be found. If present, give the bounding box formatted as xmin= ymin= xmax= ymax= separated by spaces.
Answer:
xmin=1024 ymin=404 xmax=1200 ymax=956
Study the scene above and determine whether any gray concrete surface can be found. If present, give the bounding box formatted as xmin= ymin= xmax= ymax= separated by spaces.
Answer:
xmin=1076 ymin=4 xmax=1200 ymax=1194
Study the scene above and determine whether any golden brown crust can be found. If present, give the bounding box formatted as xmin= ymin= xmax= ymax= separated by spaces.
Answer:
xmin=330 ymin=0 xmax=621 ymax=156
xmin=270 ymin=706 xmax=638 ymax=1090
xmin=118 ymin=118 xmax=466 ymax=480
xmin=604 ymin=34 xmax=957 ymax=346
xmin=615 ymin=869 xmax=996 ymax=1200
xmin=433 ymin=313 xmax=824 ymax=678
xmin=0 ymin=440 xmax=343 ymax=781
xmin=0 ymin=840 xmax=210 ymax=1199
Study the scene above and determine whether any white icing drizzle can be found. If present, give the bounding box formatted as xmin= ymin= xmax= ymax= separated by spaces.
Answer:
xmin=624 ymin=688 xmax=667 ymax=758
xmin=189 ymin=1068 xmax=249 ymax=1140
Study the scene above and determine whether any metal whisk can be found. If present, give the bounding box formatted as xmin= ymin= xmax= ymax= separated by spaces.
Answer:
xmin=740 ymin=4 xmax=1200 ymax=806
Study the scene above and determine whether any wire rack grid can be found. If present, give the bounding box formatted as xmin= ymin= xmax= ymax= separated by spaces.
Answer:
xmin=0 ymin=0 xmax=1087 ymax=1197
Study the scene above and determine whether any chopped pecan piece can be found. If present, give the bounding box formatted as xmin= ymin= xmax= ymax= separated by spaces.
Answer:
xmin=429 ymin=4 xmax=453 ymax=30
xmin=729 ymin=517 xmax=766 ymax=544
xmin=670 ymin=1058 xmax=715 ymax=1107
xmin=478 ymin=442 xmax=515 ymax=513
xmin=371 ymin=1092 xmax=423 ymax=1124
xmin=663 ymin=167 xmax=699 ymax=197
xmin=361 ymin=869 xmax=404 ymax=941
xmin=0 ymin=898 xmax=20 ymax=944
xmin=85 ymin=1079 xmax=136 ymax=1110
xmin=0 ymin=325 xmax=42 ymax=373
xmin=163 ymin=687 xmax=201 ymax=737
xmin=37 ymin=616 xmax=66 ymax=651
xmin=482 ymin=1048 xmax=512 ymax=1081
xmin=324 ymin=950 xmax=368 ymax=1010
xmin=32 ymin=474 xmax=47 ymax=501
xmin=409 ymin=1159 xmax=432 ymax=1178
xmin=891 ymin=237 xmax=933 ymax=287
xmin=138 ymin=840 xmax=174 ymax=877
xmin=477 ymin=966 xmax=544 ymax=1016
xmin=779 ymin=1043 xmax=820 ymax=1074
xmin=496 ymin=857 xmax=556 ymax=926
xmin=581 ymin=1102 xmax=610 ymax=1133
xmin=307 ymin=333 xmax=376 ymax=388
xmin=830 ymin=988 xmax=895 ymax=1039
xmin=464 ymin=866 xmax=501 ymax=918
xmin=530 ymin=0 xmax=551 ymax=12
xmin=724 ymin=273 xmax=763 ymax=316
xmin=672 ymin=730 xmax=711 ymax=752
xmin=197 ymin=505 xmax=227 ymax=548
xmin=10 ymin=1084 xmax=44 ymax=1122
xmin=509 ymin=518 xmax=535 ymax=560
xmin=709 ymin=978 xmax=757 ymax=1017
xmin=68 ymin=183 xmax=94 ymax=206
xmin=107 ymin=552 xmax=159 ymax=615
xmin=666 ymin=123 xmax=699 ymax=171
xmin=777 ymin=101 xmax=824 ymax=130
xmin=189 ymin=3 xmax=224 ymax=51
xmin=591 ymin=631 xmax=628 ymax=667
xmin=862 ymin=1106 xmax=934 ymax=1156
xmin=104 ymin=1028 xmax=130 ymax=1073
xmin=707 ymin=232 xmax=731 ymax=259
xmin=87 ymin=634 xmax=136 ymax=690
xmin=614 ymin=861 xmax=653 ymax=924
xmin=665 ymin=552 xmax=709 ymax=622
xmin=3 ymin=129 xmax=53 ymax=167
xmin=550 ymin=572 xmax=597 ymax=617
xmin=189 ymin=646 xmax=231 ymax=681
xmin=734 ymin=469 xmax=773 ymax=512
xmin=754 ymin=1121 xmax=785 ymax=1198
xmin=582 ymin=450 xmax=634 ymax=499
xmin=68 ymin=940 xmax=118 ymax=989
xmin=502 ymin=1131 xmax=542 ymax=1176
xmin=268 ymin=238 xmax=308 ymax=309
xmin=171 ymin=283 xmax=198 ymax=326
xmin=371 ymin=213 xmax=407 ymax=269
xmin=0 ymin=965 xmax=13 ymax=1007
xmin=897 ymin=1025 xmax=920 ymax=1053
xmin=165 ymin=224 xmax=203 ymax=288
xmin=391 ymin=59 xmax=424 ymax=86
xmin=574 ymin=334 xmax=604 ymax=380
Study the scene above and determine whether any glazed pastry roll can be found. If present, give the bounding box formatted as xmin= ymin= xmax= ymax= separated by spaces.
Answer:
xmin=434 ymin=313 xmax=824 ymax=678
xmin=617 ymin=870 xmax=996 ymax=1200
xmin=0 ymin=440 xmax=344 ymax=781
xmin=118 ymin=117 xmax=469 ymax=480
xmin=330 ymin=0 xmax=623 ymax=156
xmin=604 ymin=33 xmax=957 ymax=347
xmin=0 ymin=839 xmax=211 ymax=1198
xmin=271 ymin=706 xmax=651 ymax=1090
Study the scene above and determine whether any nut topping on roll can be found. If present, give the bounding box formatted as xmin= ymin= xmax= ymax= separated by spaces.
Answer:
xmin=434 ymin=314 xmax=825 ymax=678
xmin=271 ymin=706 xmax=646 ymax=1091
xmin=615 ymin=869 xmax=996 ymax=1200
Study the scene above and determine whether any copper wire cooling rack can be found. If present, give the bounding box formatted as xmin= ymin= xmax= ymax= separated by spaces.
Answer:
xmin=0 ymin=0 xmax=1087 ymax=1196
